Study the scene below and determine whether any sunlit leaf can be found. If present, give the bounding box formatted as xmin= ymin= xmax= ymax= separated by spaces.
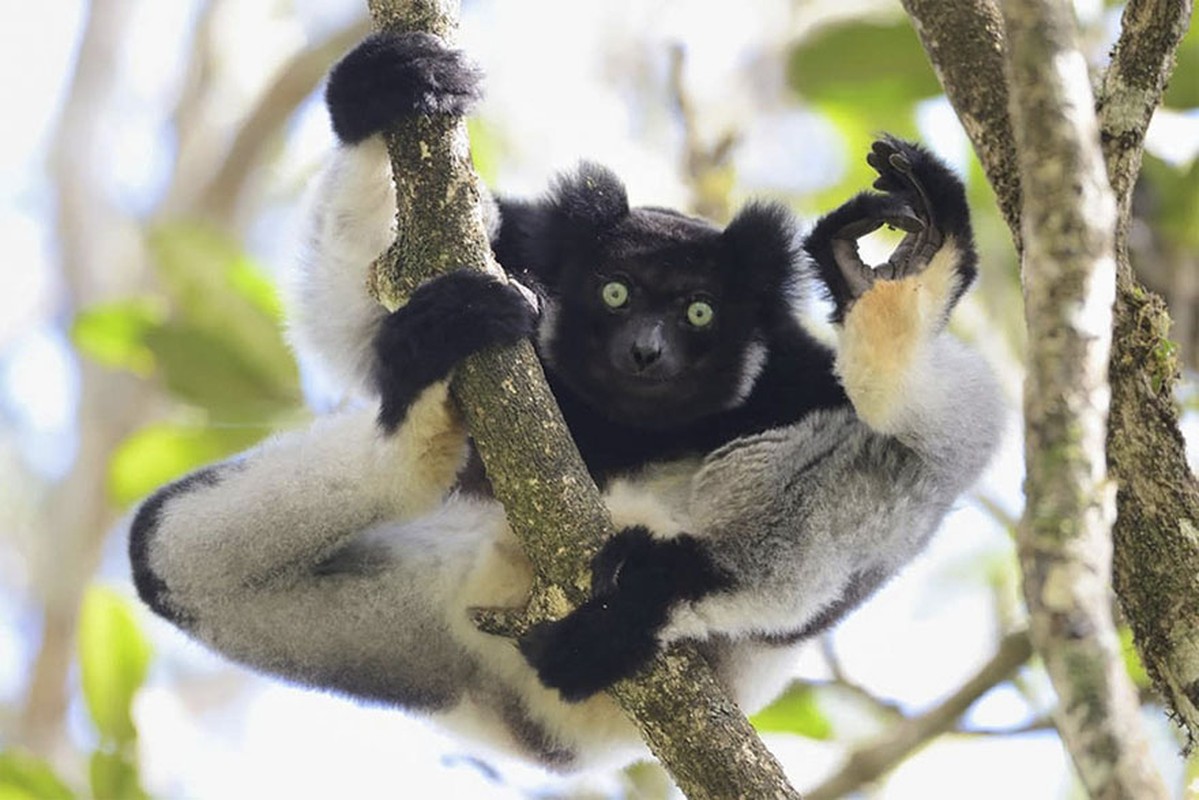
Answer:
xmin=750 ymin=683 xmax=834 ymax=739
xmin=108 ymin=422 xmax=267 ymax=507
xmin=468 ymin=117 xmax=506 ymax=187
xmin=71 ymin=299 xmax=166 ymax=376
xmin=88 ymin=751 xmax=146 ymax=800
xmin=0 ymin=751 xmax=75 ymax=800
xmin=1119 ymin=626 xmax=1151 ymax=690
xmin=78 ymin=586 xmax=152 ymax=746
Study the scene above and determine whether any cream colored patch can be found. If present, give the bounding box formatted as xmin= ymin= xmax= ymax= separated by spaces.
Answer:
xmin=837 ymin=238 xmax=962 ymax=431
xmin=381 ymin=381 xmax=469 ymax=518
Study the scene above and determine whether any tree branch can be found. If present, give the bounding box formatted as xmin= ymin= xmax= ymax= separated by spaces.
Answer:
xmin=1097 ymin=0 xmax=1199 ymax=752
xmin=1003 ymin=1 xmax=1166 ymax=796
xmin=805 ymin=630 xmax=1034 ymax=800
xmin=900 ymin=0 xmax=1020 ymax=244
xmin=192 ymin=17 xmax=372 ymax=227
xmin=1097 ymin=0 xmax=1193 ymax=214
xmin=361 ymin=1 xmax=800 ymax=796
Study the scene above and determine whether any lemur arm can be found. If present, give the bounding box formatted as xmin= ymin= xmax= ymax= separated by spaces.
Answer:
xmin=521 ymin=138 xmax=1004 ymax=701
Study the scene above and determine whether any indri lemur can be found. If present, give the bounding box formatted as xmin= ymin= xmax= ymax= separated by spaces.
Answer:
xmin=128 ymin=32 xmax=1003 ymax=771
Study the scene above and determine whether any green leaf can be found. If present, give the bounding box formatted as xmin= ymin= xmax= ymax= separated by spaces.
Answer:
xmin=144 ymin=322 xmax=300 ymax=423
xmin=788 ymin=19 xmax=942 ymax=115
xmin=146 ymin=223 xmax=300 ymax=413
xmin=108 ymin=421 xmax=267 ymax=507
xmin=750 ymin=683 xmax=834 ymax=739
xmin=0 ymin=751 xmax=76 ymax=800
xmin=228 ymin=257 xmax=285 ymax=321
xmin=77 ymin=586 xmax=152 ymax=746
xmin=1118 ymin=626 xmax=1151 ymax=690
xmin=88 ymin=751 xmax=147 ymax=800
xmin=71 ymin=299 xmax=166 ymax=376
xmin=468 ymin=117 xmax=506 ymax=188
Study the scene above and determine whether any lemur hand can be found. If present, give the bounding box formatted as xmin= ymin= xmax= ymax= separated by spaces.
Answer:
xmin=803 ymin=136 xmax=976 ymax=321
xmin=373 ymin=270 xmax=536 ymax=433
xmin=326 ymin=31 xmax=483 ymax=145
xmin=519 ymin=526 xmax=730 ymax=702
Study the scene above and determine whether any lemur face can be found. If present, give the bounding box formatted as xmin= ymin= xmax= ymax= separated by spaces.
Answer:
xmin=540 ymin=209 xmax=768 ymax=430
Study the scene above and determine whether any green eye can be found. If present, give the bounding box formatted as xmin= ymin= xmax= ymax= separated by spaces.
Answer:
xmin=601 ymin=281 xmax=630 ymax=309
xmin=686 ymin=300 xmax=715 ymax=327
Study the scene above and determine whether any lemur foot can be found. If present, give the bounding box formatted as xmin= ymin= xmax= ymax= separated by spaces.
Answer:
xmin=519 ymin=527 xmax=731 ymax=702
xmin=373 ymin=270 xmax=536 ymax=433
xmin=326 ymin=31 xmax=483 ymax=145
xmin=803 ymin=136 xmax=975 ymax=321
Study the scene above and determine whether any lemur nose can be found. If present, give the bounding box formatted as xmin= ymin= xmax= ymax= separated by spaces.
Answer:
xmin=630 ymin=341 xmax=662 ymax=370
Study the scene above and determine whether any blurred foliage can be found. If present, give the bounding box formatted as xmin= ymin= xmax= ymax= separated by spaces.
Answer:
xmin=1 ymin=587 xmax=151 ymax=800
xmin=751 ymin=683 xmax=834 ymax=740
xmin=787 ymin=16 xmax=933 ymax=209
xmin=468 ymin=117 xmax=507 ymax=188
xmin=71 ymin=223 xmax=303 ymax=508
xmin=79 ymin=586 xmax=151 ymax=800
xmin=1163 ymin=22 xmax=1199 ymax=109
xmin=0 ymin=751 xmax=76 ymax=800
xmin=1141 ymin=156 xmax=1199 ymax=251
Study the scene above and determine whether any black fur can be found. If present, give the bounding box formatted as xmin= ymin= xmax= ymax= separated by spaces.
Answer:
xmin=804 ymin=136 xmax=978 ymax=323
xmin=325 ymin=31 xmax=482 ymax=145
xmin=519 ymin=526 xmax=732 ymax=702
xmin=372 ymin=269 xmax=536 ymax=433
xmin=129 ymin=465 xmax=228 ymax=627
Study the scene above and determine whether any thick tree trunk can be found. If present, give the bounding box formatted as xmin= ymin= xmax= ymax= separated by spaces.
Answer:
xmin=904 ymin=0 xmax=1195 ymax=785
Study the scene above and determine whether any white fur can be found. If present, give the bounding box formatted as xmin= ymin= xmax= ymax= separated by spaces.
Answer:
xmin=287 ymin=139 xmax=396 ymax=398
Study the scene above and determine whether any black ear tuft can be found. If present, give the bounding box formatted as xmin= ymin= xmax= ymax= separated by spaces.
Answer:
xmin=548 ymin=161 xmax=630 ymax=237
xmin=722 ymin=201 xmax=804 ymax=301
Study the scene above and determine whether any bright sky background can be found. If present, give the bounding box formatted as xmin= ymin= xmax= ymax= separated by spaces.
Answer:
xmin=1 ymin=1 xmax=1196 ymax=798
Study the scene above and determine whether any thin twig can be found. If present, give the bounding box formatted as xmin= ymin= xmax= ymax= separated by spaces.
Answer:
xmin=805 ymin=630 xmax=1034 ymax=800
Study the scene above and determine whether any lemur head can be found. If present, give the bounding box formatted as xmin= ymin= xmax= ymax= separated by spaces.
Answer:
xmin=517 ymin=163 xmax=803 ymax=430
